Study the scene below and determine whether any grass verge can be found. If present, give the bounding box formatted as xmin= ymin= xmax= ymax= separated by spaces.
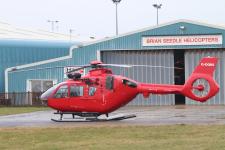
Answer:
xmin=0 ymin=125 xmax=224 ymax=150
xmin=0 ymin=107 xmax=50 ymax=116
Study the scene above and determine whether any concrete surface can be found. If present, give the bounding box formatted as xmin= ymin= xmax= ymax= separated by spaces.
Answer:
xmin=0 ymin=106 xmax=225 ymax=128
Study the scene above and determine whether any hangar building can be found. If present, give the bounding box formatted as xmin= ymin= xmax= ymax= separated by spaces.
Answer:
xmin=0 ymin=39 xmax=75 ymax=93
xmin=6 ymin=20 xmax=225 ymax=105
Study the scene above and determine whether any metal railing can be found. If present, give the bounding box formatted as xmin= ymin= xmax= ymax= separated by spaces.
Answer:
xmin=0 ymin=92 xmax=44 ymax=106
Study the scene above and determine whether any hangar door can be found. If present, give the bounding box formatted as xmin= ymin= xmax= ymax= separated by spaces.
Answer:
xmin=185 ymin=49 xmax=225 ymax=105
xmin=101 ymin=50 xmax=175 ymax=106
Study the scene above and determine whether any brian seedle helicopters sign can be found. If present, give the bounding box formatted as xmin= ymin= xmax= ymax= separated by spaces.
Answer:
xmin=142 ymin=35 xmax=223 ymax=47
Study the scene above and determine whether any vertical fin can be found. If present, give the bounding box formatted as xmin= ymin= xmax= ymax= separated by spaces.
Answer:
xmin=192 ymin=57 xmax=218 ymax=77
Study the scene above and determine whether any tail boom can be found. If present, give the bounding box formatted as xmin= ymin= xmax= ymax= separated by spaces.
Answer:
xmin=138 ymin=83 xmax=183 ymax=95
xmin=137 ymin=83 xmax=185 ymax=99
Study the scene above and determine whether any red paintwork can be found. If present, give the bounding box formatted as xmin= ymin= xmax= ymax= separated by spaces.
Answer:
xmin=42 ymin=57 xmax=219 ymax=115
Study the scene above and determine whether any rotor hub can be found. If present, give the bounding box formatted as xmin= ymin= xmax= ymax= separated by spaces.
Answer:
xmin=192 ymin=78 xmax=210 ymax=98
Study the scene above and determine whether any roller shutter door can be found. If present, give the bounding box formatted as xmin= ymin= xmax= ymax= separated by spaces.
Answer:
xmin=101 ymin=50 xmax=175 ymax=106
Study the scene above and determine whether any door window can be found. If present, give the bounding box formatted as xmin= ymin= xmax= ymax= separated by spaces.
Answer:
xmin=70 ymin=85 xmax=84 ymax=97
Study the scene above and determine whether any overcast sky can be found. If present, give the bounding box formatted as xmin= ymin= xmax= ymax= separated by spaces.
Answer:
xmin=0 ymin=0 xmax=225 ymax=38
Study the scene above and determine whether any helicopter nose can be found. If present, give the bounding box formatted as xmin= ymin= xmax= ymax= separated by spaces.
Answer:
xmin=39 ymin=84 xmax=57 ymax=105
xmin=40 ymin=94 xmax=48 ymax=101
xmin=40 ymin=91 xmax=48 ymax=100
xmin=40 ymin=88 xmax=55 ymax=105
xmin=40 ymin=93 xmax=48 ymax=105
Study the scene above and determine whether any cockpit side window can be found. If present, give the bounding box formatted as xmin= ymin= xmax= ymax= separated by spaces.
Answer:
xmin=70 ymin=85 xmax=84 ymax=97
xmin=54 ymin=85 xmax=68 ymax=98
xmin=106 ymin=76 xmax=114 ymax=90
xmin=122 ymin=79 xmax=137 ymax=88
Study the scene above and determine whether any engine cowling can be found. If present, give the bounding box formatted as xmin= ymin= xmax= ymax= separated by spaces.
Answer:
xmin=67 ymin=73 xmax=81 ymax=80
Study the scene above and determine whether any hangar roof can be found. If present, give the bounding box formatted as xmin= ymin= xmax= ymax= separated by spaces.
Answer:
xmin=0 ymin=21 xmax=96 ymax=42
xmin=0 ymin=39 xmax=78 ymax=48
xmin=81 ymin=19 xmax=225 ymax=47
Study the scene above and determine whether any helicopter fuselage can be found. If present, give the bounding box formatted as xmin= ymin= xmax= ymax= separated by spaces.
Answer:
xmin=45 ymin=68 xmax=139 ymax=114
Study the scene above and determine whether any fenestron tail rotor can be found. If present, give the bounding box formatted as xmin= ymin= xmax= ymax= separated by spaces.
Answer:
xmin=191 ymin=78 xmax=210 ymax=98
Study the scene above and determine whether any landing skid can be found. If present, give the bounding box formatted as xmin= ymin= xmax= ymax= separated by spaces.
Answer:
xmin=51 ymin=112 xmax=136 ymax=122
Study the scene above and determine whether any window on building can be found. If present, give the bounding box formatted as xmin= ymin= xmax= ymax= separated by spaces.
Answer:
xmin=43 ymin=80 xmax=54 ymax=91
xmin=54 ymin=85 xmax=68 ymax=98
xmin=70 ymin=85 xmax=84 ymax=97
xmin=89 ymin=87 xmax=96 ymax=96
xmin=30 ymin=80 xmax=54 ymax=92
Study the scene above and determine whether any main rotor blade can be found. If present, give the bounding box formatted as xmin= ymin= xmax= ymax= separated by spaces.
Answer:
xmin=100 ymin=63 xmax=182 ymax=69
xmin=100 ymin=64 xmax=132 ymax=68
xmin=8 ymin=63 xmax=182 ymax=74
xmin=130 ymin=65 xmax=183 ymax=70
xmin=8 ymin=65 xmax=87 ymax=73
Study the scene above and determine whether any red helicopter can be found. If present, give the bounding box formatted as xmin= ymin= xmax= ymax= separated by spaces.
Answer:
xmin=40 ymin=57 xmax=219 ymax=122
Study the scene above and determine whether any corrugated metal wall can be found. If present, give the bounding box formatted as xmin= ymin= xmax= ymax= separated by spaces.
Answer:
xmin=0 ymin=40 xmax=74 ymax=92
xmin=8 ymin=59 xmax=70 ymax=92
xmin=185 ymin=49 xmax=225 ymax=105
xmin=101 ymin=50 xmax=175 ymax=106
